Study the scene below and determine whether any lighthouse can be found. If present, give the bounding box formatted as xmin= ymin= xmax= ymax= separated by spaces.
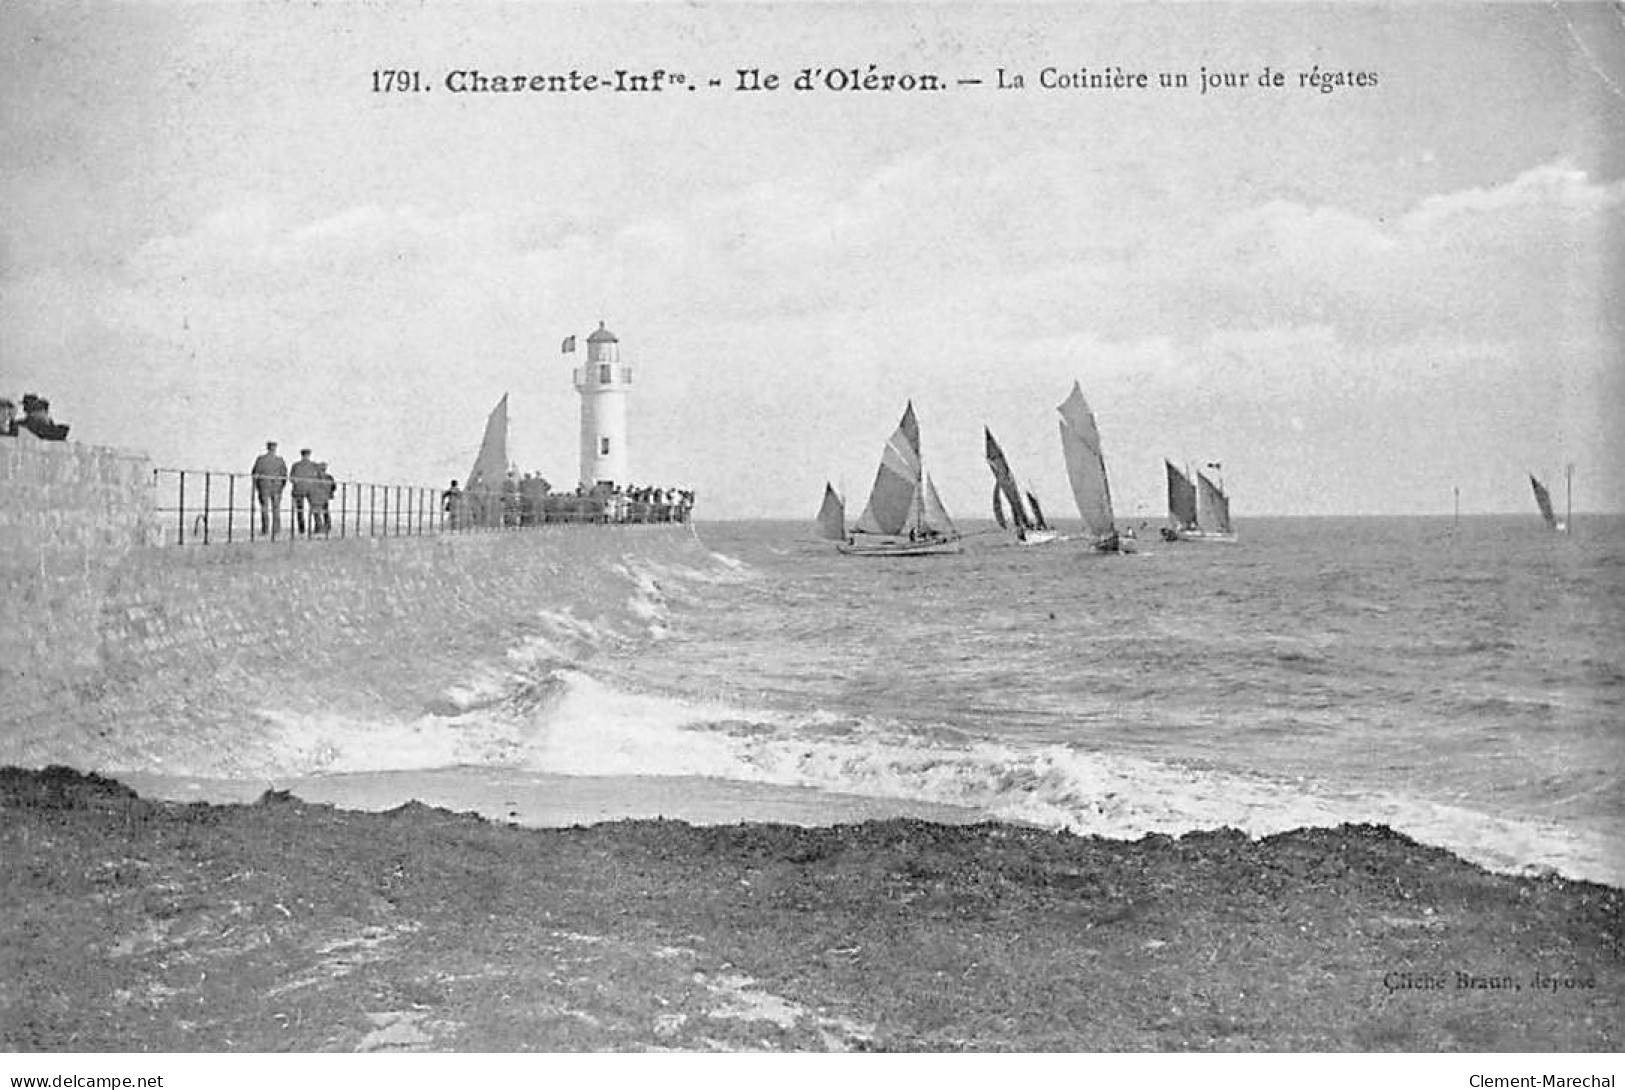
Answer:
xmin=572 ymin=321 xmax=632 ymax=490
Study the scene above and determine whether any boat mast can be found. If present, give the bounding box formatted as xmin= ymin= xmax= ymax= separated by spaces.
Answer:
xmin=1188 ymin=460 xmax=1200 ymax=531
xmin=1566 ymin=463 xmax=1573 ymax=532
xmin=1453 ymin=485 xmax=1459 ymax=529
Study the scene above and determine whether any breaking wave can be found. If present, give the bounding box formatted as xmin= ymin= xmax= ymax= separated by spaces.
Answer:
xmin=13 ymin=522 xmax=1620 ymax=890
xmin=98 ymin=656 xmax=1623 ymax=888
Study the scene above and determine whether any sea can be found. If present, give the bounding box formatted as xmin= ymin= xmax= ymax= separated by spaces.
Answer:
xmin=116 ymin=515 xmax=1624 ymax=888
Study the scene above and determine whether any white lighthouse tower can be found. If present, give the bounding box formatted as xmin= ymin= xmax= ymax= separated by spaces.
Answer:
xmin=573 ymin=320 xmax=632 ymax=490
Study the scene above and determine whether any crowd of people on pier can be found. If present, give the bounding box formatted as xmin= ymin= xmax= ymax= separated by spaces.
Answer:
xmin=441 ymin=473 xmax=695 ymax=529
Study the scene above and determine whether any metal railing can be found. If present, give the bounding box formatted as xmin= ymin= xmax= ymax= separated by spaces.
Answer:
xmin=150 ymin=468 xmax=692 ymax=546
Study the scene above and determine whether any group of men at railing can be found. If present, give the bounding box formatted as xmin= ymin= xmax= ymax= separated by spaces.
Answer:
xmin=249 ymin=440 xmax=335 ymax=537
xmin=442 ymin=473 xmax=696 ymax=529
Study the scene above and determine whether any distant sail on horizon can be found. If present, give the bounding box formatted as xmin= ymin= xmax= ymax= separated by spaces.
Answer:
xmin=815 ymin=482 xmax=846 ymax=541
xmin=1530 ymin=473 xmax=1558 ymax=531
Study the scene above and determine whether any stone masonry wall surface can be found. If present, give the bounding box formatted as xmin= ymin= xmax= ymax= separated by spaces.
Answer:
xmin=2 ymin=439 xmax=692 ymax=774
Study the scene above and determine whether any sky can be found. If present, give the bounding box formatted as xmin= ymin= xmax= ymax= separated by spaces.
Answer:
xmin=3 ymin=2 xmax=1622 ymax=519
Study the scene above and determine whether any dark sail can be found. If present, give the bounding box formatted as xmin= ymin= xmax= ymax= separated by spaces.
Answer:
xmin=984 ymin=427 xmax=1033 ymax=531
xmin=1530 ymin=474 xmax=1557 ymax=530
xmin=1026 ymin=491 xmax=1049 ymax=531
xmin=1166 ymin=461 xmax=1197 ymax=528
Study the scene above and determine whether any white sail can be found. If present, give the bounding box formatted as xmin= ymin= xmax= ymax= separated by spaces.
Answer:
xmin=920 ymin=474 xmax=957 ymax=538
xmin=466 ymin=394 xmax=509 ymax=528
xmin=1056 ymin=382 xmax=1117 ymax=540
xmin=1196 ymin=471 xmax=1232 ymax=534
xmin=854 ymin=402 xmax=921 ymax=536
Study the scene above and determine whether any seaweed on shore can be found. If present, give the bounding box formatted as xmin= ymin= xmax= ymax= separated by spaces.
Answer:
xmin=2 ymin=766 xmax=1619 ymax=1052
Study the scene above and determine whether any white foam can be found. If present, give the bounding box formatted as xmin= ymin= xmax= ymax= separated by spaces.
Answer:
xmin=521 ymin=671 xmax=779 ymax=778
xmin=513 ymin=676 xmax=1624 ymax=887
xmin=247 ymin=705 xmax=533 ymax=778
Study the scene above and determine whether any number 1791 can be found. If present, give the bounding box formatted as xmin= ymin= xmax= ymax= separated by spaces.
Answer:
xmin=372 ymin=70 xmax=423 ymax=92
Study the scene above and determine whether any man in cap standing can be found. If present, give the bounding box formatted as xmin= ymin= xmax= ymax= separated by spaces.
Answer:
xmin=289 ymin=447 xmax=320 ymax=534
xmin=251 ymin=440 xmax=288 ymax=538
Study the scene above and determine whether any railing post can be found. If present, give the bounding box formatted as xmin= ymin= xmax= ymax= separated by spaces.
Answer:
xmin=202 ymin=472 xmax=212 ymax=544
xmin=177 ymin=471 xmax=186 ymax=546
xmin=369 ymin=485 xmax=376 ymax=538
xmin=227 ymin=474 xmax=236 ymax=543
xmin=339 ymin=482 xmax=347 ymax=540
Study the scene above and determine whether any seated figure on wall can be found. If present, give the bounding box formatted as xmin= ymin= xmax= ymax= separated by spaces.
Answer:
xmin=17 ymin=394 xmax=69 ymax=441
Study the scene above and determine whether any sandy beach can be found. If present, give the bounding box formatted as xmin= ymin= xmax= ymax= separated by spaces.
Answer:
xmin=111 ymin=768 xmax=992 ymax=831
xmin=3 ymin=765 xmax=1617 ymax=1052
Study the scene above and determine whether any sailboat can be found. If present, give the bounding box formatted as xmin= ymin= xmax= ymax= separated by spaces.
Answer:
xmin=1529 ymin=472 xmax=1569 ymax=533
xmin=1162 ymin=460 xmax=1239 ymax=543
xmin=985 ymin=427 xmax=1058 ymax=545
xmin=815 ymin=482 xmax=847 ymax=542
xmin=838 ymin=402 xmax=962 ymax=557
xmin=1056 ymin=381 xmax=1136 ymax=553
xmin=463 ymin=393 xmax=511 ymax=528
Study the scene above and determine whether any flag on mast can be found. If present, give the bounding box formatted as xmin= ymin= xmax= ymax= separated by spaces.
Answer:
xmin=561 ymin=334 xmax=576 ymax=354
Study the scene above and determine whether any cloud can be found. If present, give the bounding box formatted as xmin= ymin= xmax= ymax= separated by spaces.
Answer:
xmin=8 ymin=150 xmax=1620 ymax=516
xmin=1402 ymin=160 xmax=1623 ymax=229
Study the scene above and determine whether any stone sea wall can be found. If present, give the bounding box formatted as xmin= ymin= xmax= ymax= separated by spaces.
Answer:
xmin=1 ymin=438 xmax=698 ymax=773
xmin=2 ymin=440 xmax=161 ymax=722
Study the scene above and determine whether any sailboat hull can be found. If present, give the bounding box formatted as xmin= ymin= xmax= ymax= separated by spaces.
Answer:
xmin=1016 ymin=529 xmax=1059 ymax=546
xmin=1104 ymin=533 xmax=1139 ymax=554
xmin=1076 ymin=532 xmax=1138 ymax=554
xmin=1168 ymin=528 xmax=1239 ymax=544
xmin=837 ymin=534 xmax=963 ymax=557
